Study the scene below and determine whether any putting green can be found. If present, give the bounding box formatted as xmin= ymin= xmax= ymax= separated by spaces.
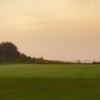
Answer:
xmin=0 ymin=64 xmax=100 ymax=100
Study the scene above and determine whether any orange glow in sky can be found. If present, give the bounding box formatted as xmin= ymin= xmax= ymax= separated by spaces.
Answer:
xmin=0 ymin=0 xmax=100 ymax=61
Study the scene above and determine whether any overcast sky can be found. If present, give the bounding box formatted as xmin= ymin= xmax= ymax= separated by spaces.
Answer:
xmin=0 ymin=0 xmax=100 ymax=61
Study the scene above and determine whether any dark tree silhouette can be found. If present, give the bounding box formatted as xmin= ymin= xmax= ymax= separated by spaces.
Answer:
xmin=0 ymin=41 xmax=69 ymax=64
xmin=0 ymin=42 xmax=20 ymax=62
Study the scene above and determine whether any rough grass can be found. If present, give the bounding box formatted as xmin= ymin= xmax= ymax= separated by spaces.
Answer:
xmin=0 ymin=64 xmax=100 ymax=100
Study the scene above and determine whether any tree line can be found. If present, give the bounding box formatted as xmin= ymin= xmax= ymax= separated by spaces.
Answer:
xmin=0 ymin=42 xmax=69 ymax=64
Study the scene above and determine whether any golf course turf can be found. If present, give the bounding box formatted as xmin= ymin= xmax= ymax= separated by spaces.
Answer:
xmin=0 ymin=64 xmax=100 ymax=100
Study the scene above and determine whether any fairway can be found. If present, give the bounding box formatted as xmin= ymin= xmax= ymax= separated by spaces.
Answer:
xmin=0 ymin=64 xmax=100 ymax=100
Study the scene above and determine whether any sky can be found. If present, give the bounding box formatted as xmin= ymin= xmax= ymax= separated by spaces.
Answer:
xmin=0 ymin=0 xmax=100 ymax=61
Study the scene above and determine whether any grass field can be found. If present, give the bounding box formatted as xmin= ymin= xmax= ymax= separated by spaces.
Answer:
xmin=0 ymin=64 xmax=100 ymax=100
